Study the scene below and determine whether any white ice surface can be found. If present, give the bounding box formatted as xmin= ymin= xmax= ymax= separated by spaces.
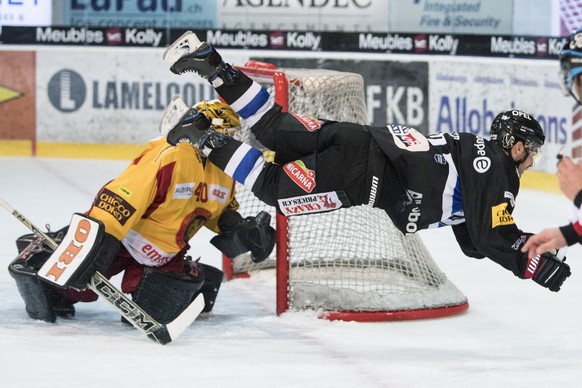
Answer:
xmin=0 ymin=157 xmax=580 ymax=388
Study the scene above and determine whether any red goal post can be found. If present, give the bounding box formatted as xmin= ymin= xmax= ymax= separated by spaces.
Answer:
xmin=222 ymin=61 xmax=469 ymax=322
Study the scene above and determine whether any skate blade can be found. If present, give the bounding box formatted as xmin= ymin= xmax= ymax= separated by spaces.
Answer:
xmin=163 ymin=31 xmax=203 ymax=66
xmin=159 ymin=95 xmax=189 ymax=136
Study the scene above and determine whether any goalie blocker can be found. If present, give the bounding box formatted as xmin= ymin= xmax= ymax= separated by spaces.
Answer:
xmin=37 ymin=213 xmax=119 ymax=289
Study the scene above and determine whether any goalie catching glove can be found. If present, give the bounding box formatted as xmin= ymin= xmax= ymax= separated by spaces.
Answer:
xmin=520 ymin=250 xmax=571 ymax=292
xmin=210 ymin=210 xmax=275 ymax=263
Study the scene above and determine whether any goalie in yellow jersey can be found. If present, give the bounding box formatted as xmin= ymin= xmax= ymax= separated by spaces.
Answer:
xmin=8 ymin=99 xmax=276 ymax=325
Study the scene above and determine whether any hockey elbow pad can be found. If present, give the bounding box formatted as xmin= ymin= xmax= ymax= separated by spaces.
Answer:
xmin=521 ymin=251 xmax=571 ymax=292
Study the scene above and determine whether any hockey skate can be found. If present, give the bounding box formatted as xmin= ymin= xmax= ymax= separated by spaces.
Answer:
xmin=162 ymin=31 xmax=239 ymax=86
xmin=161 ymin=95 xmax=228 ymax=152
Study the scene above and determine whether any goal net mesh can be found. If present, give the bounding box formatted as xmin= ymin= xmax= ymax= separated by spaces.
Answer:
xmin=227 ymin=64 xmax=468 ymax=318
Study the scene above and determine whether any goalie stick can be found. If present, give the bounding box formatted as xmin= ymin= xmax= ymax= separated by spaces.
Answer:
xmin=0 ymin=196 xmax=204 ymax=345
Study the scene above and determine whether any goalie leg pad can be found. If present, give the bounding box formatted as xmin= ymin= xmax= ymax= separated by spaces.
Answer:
xmin=197 ymin=263 xmax=223 ymax=313
xmin=10 ymin=227 xmax=77 ymax=319
xmin=8 ymin=258 xmax=76 ymax=322
xmin=131 ymin=264 xmax=205 ymax=324
xmin=9 ymin=258 xmax=56 ymax=322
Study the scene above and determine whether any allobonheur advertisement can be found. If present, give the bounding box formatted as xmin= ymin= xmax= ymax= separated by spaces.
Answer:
xmin=429 ymin=59 xmax=569 ymax=173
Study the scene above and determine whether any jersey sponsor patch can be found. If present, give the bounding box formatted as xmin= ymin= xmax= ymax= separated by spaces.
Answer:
xmin=491 ymin=202 xmax=514 ymax=228
xmin=119 ymin=186 xmax=133 ymax=197
xmin=473 ymin=157 xmax=491 ymax=173
xmin=388 ymin=125 xmax=430 ymax=151
xmin=94 ymin=188 xmax=136 ymax=226
xmin=173 ymin=183 xmax=195 ymax=199
xmin=278 ymin=192 xmax=341 ymax=216
xmin=472 ymin=137 xmax=491 ymax=173
xmin=209 ymin=184 xmax=229 ymax=204
xmin=291 ymin=113 xmax=323 ymax=131
xmin=511 ymin=235 xmax=527 ymax=251
xmin=122 ymin=230 xmax=174 ymax=266
xmin=283 ymin=161 xmax=316 ymax=193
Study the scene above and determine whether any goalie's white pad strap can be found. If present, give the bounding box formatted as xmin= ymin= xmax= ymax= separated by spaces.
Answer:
xmin=38 ymin=213 xmax=102 ymax=287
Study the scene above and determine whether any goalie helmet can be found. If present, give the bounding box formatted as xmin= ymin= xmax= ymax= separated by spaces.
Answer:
xmin=559 ymin=28 xmax=582 ymax=103
xmin=193 ymin=100 xmax=240 ymax=136
xmin=490 ymin=110 xmax=545 ymax=159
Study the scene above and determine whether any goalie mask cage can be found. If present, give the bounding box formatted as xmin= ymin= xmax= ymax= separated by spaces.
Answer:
xmin=223 ymin=61 xmax=469 ymax=321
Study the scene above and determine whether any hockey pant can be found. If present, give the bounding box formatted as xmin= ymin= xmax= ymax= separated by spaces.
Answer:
xmin=207 ymin=105 xmax=380 ymax=216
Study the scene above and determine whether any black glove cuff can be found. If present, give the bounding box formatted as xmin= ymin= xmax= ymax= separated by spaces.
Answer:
xmin=559 ymin=224 xmax=580 ymax=246
xmin=574 ymin=190 xmax=582 ymax=208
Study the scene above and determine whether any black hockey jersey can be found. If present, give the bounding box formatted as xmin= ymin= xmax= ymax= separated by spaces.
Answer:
xmin=367 ymin=125 xmax=525 ymax=276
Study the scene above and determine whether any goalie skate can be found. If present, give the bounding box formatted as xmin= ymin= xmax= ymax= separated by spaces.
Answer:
xmin=163 ymin=31 xmax=222 ymax=77
xmin=163 ymin=31 xmax=239 ymax=86
xmin=162 ymin=31 xmax=202 ymax=69
xmin=159 ymin=95 xmax=189 ymax=137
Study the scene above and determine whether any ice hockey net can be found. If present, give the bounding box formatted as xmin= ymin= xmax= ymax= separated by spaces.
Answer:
xmin=223 ymin=61 xmax=469 ymax=321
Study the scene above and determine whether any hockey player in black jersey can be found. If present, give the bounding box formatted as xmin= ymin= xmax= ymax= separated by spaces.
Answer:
xmin=161 ymin=31 xmax=571 ymax=292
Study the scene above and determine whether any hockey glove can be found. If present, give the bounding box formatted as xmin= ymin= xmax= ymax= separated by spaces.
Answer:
xmin=210 ymin=211 xmax=276 ymax=263
xmin=521 ymin=251 xmax=571 ymax=292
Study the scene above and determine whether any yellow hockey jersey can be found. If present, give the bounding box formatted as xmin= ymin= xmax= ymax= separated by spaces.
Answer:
xmin=88 ymin=137 xmax=238 ymax=267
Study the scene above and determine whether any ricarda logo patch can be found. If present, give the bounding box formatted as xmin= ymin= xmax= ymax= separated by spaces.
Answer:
xmin=283 ymin=161 xmax=316 ymax=193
